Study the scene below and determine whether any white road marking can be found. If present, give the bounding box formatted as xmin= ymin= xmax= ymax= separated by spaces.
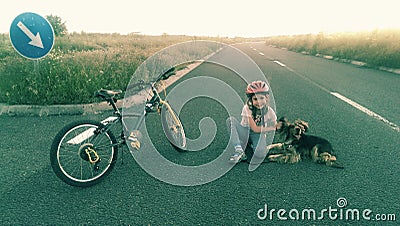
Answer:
xmin=259 ymin=52 xmax=264 ymax=56
xmin=331 ymin=92 xmax=399 ymax=132
xmin=273 ymin=60 xmax=286 ymax=67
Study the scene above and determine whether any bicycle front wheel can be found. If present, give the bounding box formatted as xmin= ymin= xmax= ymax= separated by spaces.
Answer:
xmin=161 ymin=104 xmax=187 ymax=151
xmin=50 ymin=120 xmax=118 ymax=187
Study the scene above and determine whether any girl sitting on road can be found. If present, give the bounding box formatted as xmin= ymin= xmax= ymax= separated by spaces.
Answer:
xmin=227 ymin=80 xmax=277 ymax=163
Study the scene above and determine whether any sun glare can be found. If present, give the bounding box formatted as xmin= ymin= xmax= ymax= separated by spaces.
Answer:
xmin=2 ymin=0 xmax=400 ymax=37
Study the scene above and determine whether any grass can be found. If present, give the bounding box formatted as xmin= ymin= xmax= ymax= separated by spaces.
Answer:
xmin=265 ymin=29 xmax=400 ymax=69
xmin=0 ymin=33 xmax=187 ymax=104
xmin=1 ymin=30 xmax=399 ymax=105
xmin=0 ymin=33 xmax=249 ymax=105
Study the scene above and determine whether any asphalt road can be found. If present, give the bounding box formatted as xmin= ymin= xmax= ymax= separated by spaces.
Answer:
xmin=1 ymin=43 xmax=399 ymax=225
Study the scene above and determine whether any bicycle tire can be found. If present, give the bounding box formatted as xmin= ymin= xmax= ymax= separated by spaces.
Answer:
xmin=161 ymin=105 xmax=187 ymax=152
xmin=50 ymin=120 xmax=118 ymax=187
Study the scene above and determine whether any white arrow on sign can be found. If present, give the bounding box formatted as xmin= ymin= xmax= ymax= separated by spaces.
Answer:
xmin=17 ymin=21 xmax=44 ymax=49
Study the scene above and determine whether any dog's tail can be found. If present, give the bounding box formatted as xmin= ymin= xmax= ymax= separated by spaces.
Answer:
xmin=329 ymin=161 xmax=345 ymax=169
xmin=331 ymin=149 xmax=345 ymax=169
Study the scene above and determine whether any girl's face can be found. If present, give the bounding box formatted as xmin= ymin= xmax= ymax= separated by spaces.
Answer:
xmin=251 ymin=94 xmax=269 ymax=109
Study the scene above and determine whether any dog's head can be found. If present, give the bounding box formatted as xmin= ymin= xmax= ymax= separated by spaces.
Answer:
xmin=275 ymin=117 xmax=309 ymax=141
xmin=275 ymin=117 xmax=292 ymax=142
xmin=288 ymin=119 xmax=309 ymax=140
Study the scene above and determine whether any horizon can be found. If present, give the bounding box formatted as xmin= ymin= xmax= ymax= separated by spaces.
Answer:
xmin=2 ymin=0 xmax=400 ymax=38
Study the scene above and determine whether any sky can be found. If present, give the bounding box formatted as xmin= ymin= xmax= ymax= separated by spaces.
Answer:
xmin=2 ymin=0 xmax=400 ymax=37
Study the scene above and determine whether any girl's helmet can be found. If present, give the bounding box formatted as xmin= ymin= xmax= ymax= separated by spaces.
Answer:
xmin=246 ymin=80 xmax=269 ymax=96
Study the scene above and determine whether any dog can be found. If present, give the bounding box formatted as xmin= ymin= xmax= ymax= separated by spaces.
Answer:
xmin=267 ymin=117 xmax=344 ymax=168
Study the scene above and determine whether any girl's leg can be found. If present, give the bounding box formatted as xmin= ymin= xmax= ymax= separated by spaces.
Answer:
xmin=226 ymin=117 xmax=249 ymax=162
xmin=249 ymin=132 xmax=267 ymax=159
xmin=226 ymin=116 xmax=249 ymax=148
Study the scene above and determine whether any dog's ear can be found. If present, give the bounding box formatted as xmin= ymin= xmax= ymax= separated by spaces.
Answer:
xmin=276 ymin=116 xmax=289 ymax=130
xmin=278 ymin=117 xmax=289 ymax=125
xmin=302 ymin=121 xmax=309 ymax=132
xmin=295 ymin=119 xmax=309 ymax=133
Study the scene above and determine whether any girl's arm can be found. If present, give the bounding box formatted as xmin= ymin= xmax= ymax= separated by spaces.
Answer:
xmin=247 ymin=116 xmax=277 ymax=133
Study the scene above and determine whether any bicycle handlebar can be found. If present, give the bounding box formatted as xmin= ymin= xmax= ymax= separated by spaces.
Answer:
xmin=126 ymin=67 xmax=176 ymax=92
xmin=157 ymin=67 xmax=176 ymax=81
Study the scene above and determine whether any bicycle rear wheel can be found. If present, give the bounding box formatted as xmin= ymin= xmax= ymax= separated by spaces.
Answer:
xmin=50 ymin=120 xmax=118 ymax=187
xmin=161 ymin=105 xmax=187 ymax=151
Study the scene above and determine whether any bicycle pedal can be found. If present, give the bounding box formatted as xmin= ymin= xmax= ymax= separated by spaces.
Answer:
xmin=130 ymin=140 xmax=141 ymax=150
xmin=128 ymin=131 xmax=142 ymax=150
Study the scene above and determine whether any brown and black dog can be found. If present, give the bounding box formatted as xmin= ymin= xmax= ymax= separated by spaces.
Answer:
xmin=267 ymin=117 xmax=344 ymax=168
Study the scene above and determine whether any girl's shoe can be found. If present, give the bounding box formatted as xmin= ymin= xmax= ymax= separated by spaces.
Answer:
xmin=229 ymin=145 xmax=245 ymax=163
xmin=229 ymin=151 xmax=245 ymax=163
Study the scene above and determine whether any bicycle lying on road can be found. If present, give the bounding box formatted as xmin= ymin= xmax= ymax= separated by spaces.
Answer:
xmin=50 ymin=67 xmax=187 ymax=187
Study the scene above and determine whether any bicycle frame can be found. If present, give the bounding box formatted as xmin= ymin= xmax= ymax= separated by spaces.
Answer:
xmin=67 ymin=79 xmax=178 ymax=149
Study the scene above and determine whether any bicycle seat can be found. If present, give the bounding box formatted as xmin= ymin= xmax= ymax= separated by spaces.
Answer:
xmin=95 ymin=89 xmax=123 ymax=99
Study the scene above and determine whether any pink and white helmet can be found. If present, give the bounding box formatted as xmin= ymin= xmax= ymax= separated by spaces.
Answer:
xmin=246 ymin=80 xmax=269 ymax=95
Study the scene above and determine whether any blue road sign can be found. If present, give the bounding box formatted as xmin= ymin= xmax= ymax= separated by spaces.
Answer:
xmin=10 ymin=12 xmax=54 ymax=60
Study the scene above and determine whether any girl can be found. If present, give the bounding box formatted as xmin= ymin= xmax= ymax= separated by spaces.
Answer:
xmin=227 ymin=80 xmax=277 ymax=163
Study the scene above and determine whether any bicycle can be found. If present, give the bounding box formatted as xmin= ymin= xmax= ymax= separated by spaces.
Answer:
xmin=50 ymin=67 xmax=187 ymax=187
